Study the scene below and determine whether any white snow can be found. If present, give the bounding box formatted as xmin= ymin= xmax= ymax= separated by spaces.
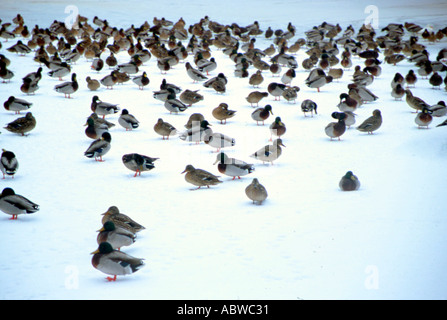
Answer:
xmin=1 ymin=0 xmax=447 ymax=300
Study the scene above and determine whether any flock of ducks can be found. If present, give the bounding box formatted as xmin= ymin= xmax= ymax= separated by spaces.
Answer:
xmin=1 ymin=12 xmax=447 ymax=281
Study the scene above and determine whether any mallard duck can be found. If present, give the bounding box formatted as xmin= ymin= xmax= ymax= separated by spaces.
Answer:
xmin=251 ymin=104 xmax=273 ymax=125
xmin=116 ymin=60 xmax=139 ymax=74
xmin=391 ymin=83 xmax=405 ymax=100
xmin=415 ymin=107 xmax=433 ymax=128
xmin=47 ymin=62 xmax=71 ymax=80
xmin=184 ymin=113 xmax=205 ymax=129
xmin=245 ymin=178 xmax=268 ymax=204
xmin=153 ymin=118 xmax=178 ymax=139
xmin=0 ymin=187 xmax=39 ymax=220
xmin=160 ymin=78 xmax=182 ymax=94
xmin=267 ymin=82 xmax=287 ymax=101
xmin=405 ymin=70 xmax=417 ymax=88
xmin=4 ymin=112 xmax=36 ymax=136
xmin=204 ymin=131 xmax=236 ymax=152
xmin=54 ymin=73 xmax=78 ymax=98
xmin=249 ymin=70 xmax=264 ymax=88
xmin=86 ymin=113 xmax=115 ymax=130
xmin=91 ymin=242 xmax=144 ymax=282
xmin=357 ymin=109 xmax=382 ymax=134
xmin=105 ymin=51 xmax=118 ymax=68
xmin=405 ymin=89 xmax=430 ymax=113
xmin=4 ymin=96 xmax=32 ymax=114
xmin=132 ymin=71 xmax=150 ymax=90
xmin=1 ymin=149 xmax=19 ymax=179
xmin=301 ymin=99 xmax=318 ymax=117
xmin=84 ymin=132 xmax=111 ymax=162
xmin=269 ymin=62 xmax=282 ymax=76
xmin=179 ymin=120 xmax=213 ymax=144
xmin=429 ymin=72 xmax=443 ymax=89
xmin=305 ymin=68 xmax=332 ymax=92
xmin=6 ymin=40 xmax=31 ymax=55
xmin=269 ymin=116 xmax=286 ymax=140
xmin=198 ymin=57 xmax=217 ymax=75
xmin=22 ymin=67 xmax=42 ymax=84
xmin=391 ymin=72 xmax=406 ymax=89
xmin=250 ymin=138 xmax=285 ymax=165
xmin=91 ymin=95 xmax=120 ymax=118
xmin=185 ymin=62 xmax=208 ymax=83
xmin=428 ymin=101 xmax=447 ymax=117
xmin=337 ymin=93 xmax=358 ymax=112
xmin=181 ymin=164 xmax=223 ymax=190
xmin=122 ymin=153 xmax=158 ymax=177
xmin=164 ymin=88 xmax=189 ymax=114
xmin=0 ymin=60 xmax=14 ymax=82
xmin=281 ymin=68 xmax=296 ymax=85
xmin=348 ymin=84 xmax=379 ymax=103
xmin=246 ymin=91 xmax=269 ymax=107
xmin=325 ymin=112 xmax=347 ymax=140
xmin=214 ymin=152 xmax=254 ymax=180
xmin=118 ymin=109 xmax=139 ymax=131
xmin=100 ymin=71 xmax=118 ymax=89
xmin=97 ymin=221 xmax=136 ymax=250
xmin=91 ymin=57 xmax=104 ymax=72
xmin=84 ymin=117 xmax=109 ymax=140
xmin=179 ymin=89 xmax=204 ymax=106
xmin=20 ymin=77 xmax=39 ymax=95
xmin=203 ymin=73 xmax=227 ymax=89
xmin=328 ymin=68 xmax=344 ymax=81
xmin=339 ymin=171 xmax=360 ymax=191
xmin=86 ymin=76 xmax=100 ymax=91
xmin=101 ymin=206 xmax=145 ymax=233
xmin=212 ymin=103 xmax=236 ymax=124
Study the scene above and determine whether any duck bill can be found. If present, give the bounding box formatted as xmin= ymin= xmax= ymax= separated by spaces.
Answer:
xmin=91 ymin=249 xmax=100 ymax=254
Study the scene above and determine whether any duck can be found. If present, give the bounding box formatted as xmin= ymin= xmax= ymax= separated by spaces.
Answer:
xmin=153 ymin=118 xmax=178 ymax=140
xmin=269 ymin=116 xmax=286 ymax=140
xmin=415 ymin=107 xmax=433 ymax=128
xmin=116 ymin=60 xmax=139 ymax=74
xmin=115 ymin=71 xmax=131 ymax=85
xmin=0 ymin=60 xmax=14 ymax=82
xmin=305 ymin=68 xmax=333 ymax=92
xmin=4 ymin=112 xmax=36 ymax=136
xmin=86 ymin=113 xmax=115 ymax=131
xmin=179 ymin=89 xmax=204 ymax=106
xmin=4 ymin=96 xmax=32 ymax=114
xmin=164 ymin=88 xmax=189 ymax=114
xmin=246 ymin=91 xmax=269 ymax=107
xmin=337 ymin=93 xmax=358 ymax=112
xmin=203 ymin=73 xmax=227 ymax=89
xmin=0 ymin=187 xmax=39 ymax=220
xmin=179 ymin=120 xmax=213 ymax=144
xmin=6 ymin=40 xmax=31 ymax=55
xmin=1 ymin=149 xmax=19 ymax=179
xmin=250 ymin=138 xmax=286 ymax=165
xmin=212 ymin=103 xmax=236 ymax=124
xmin=204 ymin=131 xmax=236 ymax=153
xmin=91 ymin=95 xmax=120 ymax=118
xmin=84 ymin=117 xmax=109 ymax=140
xmin=91 ymin=242 xmax=144 ymax=282
xmin=348 ymin=84 xmax=379 ymax=103
xmin=47 ymin=62 xmax=71 ymax=80
xmin=269 ymin=62 xmax=282 ymax=77
xmin=405 ymin=70 xmax=417 ymax=88
xmin=105 ymin=51 xmax=118 ymax=68
xmin=22 ymin=67 xmax=42 ymax=84
xmin=428 ymin=101 xmax=447 ymax=117
xmin=301 ymin=99 xmax=318 ymax=117
xmin=251 ymin=104 xmax=273 ymax=126
xmin=132 ymin=71 xmax=150 ymax=90
xmin=20 ymin=78 xmax=39 ymax=95
xmin=122 ymin=153 xmax=158 ymax=177
xmin=391 ymin=83 xmax=405 ymax=100
xmin=181 ymin=164 xmax=223 ymax=190
xmin=54 ymin=73 xmax=78 ymax=98
xmin=198 ymin=57 xmax=217 ymax=75
xmin=184 ymin=113 xmax=205 ymax=129
xmin=101 ymin=206 xmax=145 ymax=233
xmin=85 ymin=76 xmax=100 ymax=91
xmin=357 ymin=109 xmax=382 ymax=134
xmin=249 ymin=70 xmax=264 ymax=88
xmin=97 ymin=221 xmax=136 ymax=250
xmin=429 ymin=72 xmax=443 ymax=89
xmin=84 ymin=132 xmax=112 ymax=162
xmin=282 ymin=86 xmax=300 ymax=104
xmin=339 ymin=171 xmax=360 ymax=191
xmin=213 ymin=152 xmax=254 ymax=180
xmin=405 ymin=89 xmax=430 ymax=113
xmin=245 ymin=178 xmax=268 ymax=204
xmin=118 ymin=109 xmax=139 ymax=131
xmin=328 ymin=68 xmax=344 ymax=81
xmin=100 ymin=71 xmax=118 ymax=89
xmin=325 ymin=112 xmax=347 ymax=140
xmin=185 ymin=62 xmax=208 ymax=83
xmin=342 ymin=111 xmax=357 ymax=128
xmin=267 ymin=82 xmax=287 ymax=101
xmin=91 ymin=57 xmax=104 ymax=72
